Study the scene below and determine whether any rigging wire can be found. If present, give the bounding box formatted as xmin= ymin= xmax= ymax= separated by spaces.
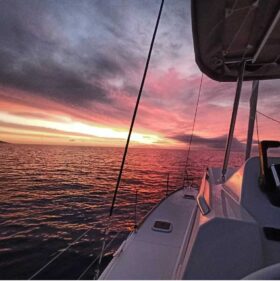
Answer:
xmin=29 ymin=228 xmax=93 ymax=280
xmin=94 ymin=0 xmax=165 ymax=277
xmin=255 ymin=109 xmax=280 ymax=147
xmin=255 ymin=113 xmax=260 ymax=146
xmin=183 ymin=73 xmax=203 ymax=186
xmin=257 ymin=110 xmax=280 ymax=125
xmin=255 ymin=110 xmax=280 ymax=147
xmin=134 ymin=188 xmax=138 ymax=230
xmin=109 ymin=0 xmax=164 ymax=217
xmin=77 ymin=231 xmax=122 ymax=280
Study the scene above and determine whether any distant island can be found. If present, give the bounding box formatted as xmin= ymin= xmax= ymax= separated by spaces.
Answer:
xmin=0 ymin=140 xmax=10 ymax=144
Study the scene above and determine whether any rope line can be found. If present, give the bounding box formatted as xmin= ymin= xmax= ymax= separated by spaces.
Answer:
xmin=183 ymin=73 xmax=203 ymax=185
xmin=29 ymin=228 xmax=92 ymax=280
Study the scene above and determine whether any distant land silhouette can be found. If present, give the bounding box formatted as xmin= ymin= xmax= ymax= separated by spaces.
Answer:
xmin=0 ymin=140 xmax=9 ymax=144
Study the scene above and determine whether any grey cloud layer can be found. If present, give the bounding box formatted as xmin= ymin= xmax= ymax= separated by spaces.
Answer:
xmin=0 ymin=0 xmax=192 ymax=106
xmin=172 ymin=133 xmax=247 ymax=151
xmin=0 ymin=0 xmax=156 ymax=107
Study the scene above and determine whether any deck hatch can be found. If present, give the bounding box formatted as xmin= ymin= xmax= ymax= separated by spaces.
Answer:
xmin=152 ymin=220 xmax=172 ymax=233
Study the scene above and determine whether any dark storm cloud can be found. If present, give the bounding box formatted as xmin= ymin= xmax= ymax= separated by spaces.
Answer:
xmin=172 ymin=134 xmax=246 ymax=151
xmin=0 ymin=0 xmax=144 ymax=107
xmin=0 ymin=0 xmax=194 ymax=112
xmin=0 ymin=50 xmax=108 ymax=106
xmin=80 ymin=52 xmax=128 ymax=81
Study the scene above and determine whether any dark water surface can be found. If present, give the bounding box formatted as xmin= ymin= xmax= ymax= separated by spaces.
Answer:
xmin=0 ymin=144 xmax=244 ymax=279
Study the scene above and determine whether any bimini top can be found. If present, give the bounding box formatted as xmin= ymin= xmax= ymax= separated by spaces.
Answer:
xmin=191 ymin=0 xmax=280 ymax=81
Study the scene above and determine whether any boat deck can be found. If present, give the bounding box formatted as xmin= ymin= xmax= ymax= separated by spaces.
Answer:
xmin=99 ymin=189 xmax=197 ymax=280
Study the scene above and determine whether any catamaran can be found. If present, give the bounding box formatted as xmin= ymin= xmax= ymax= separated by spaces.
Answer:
xmin=99 ymin=0 xmax=280 ymax=279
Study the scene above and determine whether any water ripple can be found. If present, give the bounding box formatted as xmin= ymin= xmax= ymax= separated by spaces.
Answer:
xmin=0 ymin=144 xmax=243 ymax=279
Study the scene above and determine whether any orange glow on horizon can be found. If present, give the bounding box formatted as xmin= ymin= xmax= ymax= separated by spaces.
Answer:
xmin=0 ymin=111 xmax=170 ymax=146
xmin=0 ymin=75 xmax=279 ymax=149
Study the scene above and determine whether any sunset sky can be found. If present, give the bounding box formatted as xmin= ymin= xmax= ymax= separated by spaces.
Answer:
xmin=0 ymin=0 xmax=279 ymax=150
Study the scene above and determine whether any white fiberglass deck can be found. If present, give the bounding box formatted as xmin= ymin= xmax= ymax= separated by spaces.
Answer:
xmin=100 ymin=189 xmax=197 ymax=280
xmin=101 ymin=157 xmax=280 ymax=279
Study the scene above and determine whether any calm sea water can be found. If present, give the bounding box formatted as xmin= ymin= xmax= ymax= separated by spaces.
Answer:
xmin=0 ymin=144 xmax=244 ymax=279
